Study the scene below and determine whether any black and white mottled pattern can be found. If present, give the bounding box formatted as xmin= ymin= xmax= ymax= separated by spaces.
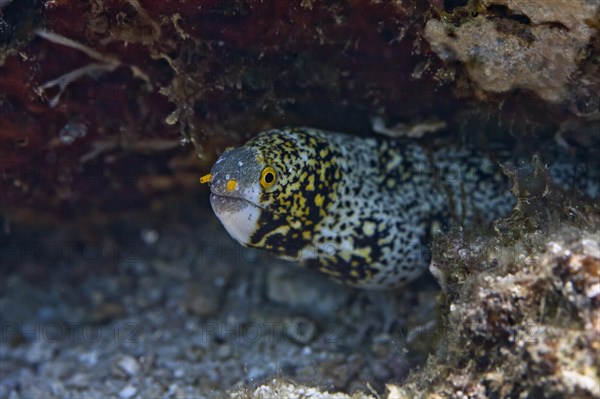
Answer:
xmin=205 ymin=127 xmax=597 ymax=289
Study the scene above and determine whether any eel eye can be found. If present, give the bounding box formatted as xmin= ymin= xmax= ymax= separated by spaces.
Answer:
xmin=260 ymin=166 xmax=277 ymax=189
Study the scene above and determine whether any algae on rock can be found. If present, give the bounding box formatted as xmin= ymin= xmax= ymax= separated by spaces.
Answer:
xmin=388 ymin=162 xmax=600 ymax=398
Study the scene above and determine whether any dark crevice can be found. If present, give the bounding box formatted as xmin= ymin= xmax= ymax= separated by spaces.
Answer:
xmin=538 ymin=21 xmax=570 ymax=31
xmin=444 ymin=0 xmax=469 ymax=13
xmin=486 ymin=4 xmax=531 ymax=25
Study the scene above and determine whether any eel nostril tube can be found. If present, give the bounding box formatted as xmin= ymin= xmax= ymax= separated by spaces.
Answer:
xmin=200 ymin=174 xmax=212 ymax=184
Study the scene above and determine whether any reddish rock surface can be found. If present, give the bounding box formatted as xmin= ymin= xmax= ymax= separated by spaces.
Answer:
xmin=1 ymin=0 xmax=598 ymax=218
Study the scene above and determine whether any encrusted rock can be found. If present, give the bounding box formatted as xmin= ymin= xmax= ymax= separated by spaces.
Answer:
xmin=229 ymin=378 xmax=374 ymax=399
xmin=387 ymin=191 xmax=600 ymax=398
xmin=425 ymin=0 xmax=599 ymax=103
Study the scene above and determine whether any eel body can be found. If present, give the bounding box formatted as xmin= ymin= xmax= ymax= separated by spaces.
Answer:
xmin=201 ymin=127 xmax=597 ymax=289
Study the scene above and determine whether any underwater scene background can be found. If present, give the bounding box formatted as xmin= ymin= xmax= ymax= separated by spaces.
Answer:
xmin=1 ymin=1 xmax=599 ymax=398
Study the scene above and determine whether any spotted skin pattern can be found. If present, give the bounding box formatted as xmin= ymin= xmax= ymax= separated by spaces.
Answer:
xmin=206 ymin=127 xmax=597 ymax=289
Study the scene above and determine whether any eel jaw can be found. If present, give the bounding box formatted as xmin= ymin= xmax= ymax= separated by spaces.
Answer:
xmin=209 ymin=193 xmax=261 ymax=246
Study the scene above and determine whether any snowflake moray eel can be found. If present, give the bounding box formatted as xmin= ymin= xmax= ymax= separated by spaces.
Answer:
xmin=200 ymin=127 xmax=597 ymax=289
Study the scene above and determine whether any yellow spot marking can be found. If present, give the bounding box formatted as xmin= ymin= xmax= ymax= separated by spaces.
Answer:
xmin=226 ymin=180 xmax=237 ymax=191
xmin=386 ymin=154 xmax=402 ymax=172
xmin=340 ymin=251 xmax=352 ymax=262
xmin=288 ymin=181 xmax=301 ymax=191
xmin=386 ymin=179 xmax=396 ymax=189
xmin=292 ymin=192 xmax=306 ymax=211
xmin=319 ymin=267 xmax=341 ymax=277
xmin=355 ymin=247 xmax=371 ymax=261
xmin=315 ymin=194 xmax=324 ymax=207
xmin=302 ymin=231 xmax=312 ymax=240
xmin=199 ymin=174 xmax=212 ymax=184
xmin=306 ymin=175 xmax=315 ymax=191
xmin=290 ymin=220 xmax=302 ymax=229
xmin=378 ymin=236 xmax=394 ymax=246
xmin=362 ymin=222 xmax=376 ymax=236
xmin=255 ymin=225 xmax=291 ymax=247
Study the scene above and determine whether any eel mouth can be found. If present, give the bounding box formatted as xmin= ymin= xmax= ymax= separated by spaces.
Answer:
xmin=209 ymin=193 xmax=264 ymax=213
xmin=209 ymin=193 xmax=263 ymax=246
